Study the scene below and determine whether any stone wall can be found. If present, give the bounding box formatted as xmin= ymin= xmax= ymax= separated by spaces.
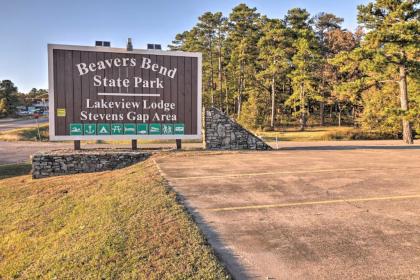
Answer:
xmin=32 ymin=150 xmax=149 ymax=179
xmin=205 ymin=107 xmax=271 ymax=150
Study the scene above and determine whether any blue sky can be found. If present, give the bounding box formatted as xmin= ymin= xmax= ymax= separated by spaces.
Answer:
xmin=0 ymin=0 xmax=369 ymax=93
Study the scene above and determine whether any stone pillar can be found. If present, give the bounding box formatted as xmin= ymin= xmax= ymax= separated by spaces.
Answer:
xmin=205 ymin=107 xmax=271 ymax=150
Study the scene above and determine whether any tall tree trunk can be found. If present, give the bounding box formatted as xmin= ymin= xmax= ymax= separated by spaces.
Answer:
xmin=307 ymin=100 xmax=311 ymax=117
xmin=236 ymin=73 xmax=240 ymax=115
xmin=337 ymin=103 xmax=342 ymax=127
xmin=218 ymin=54 xmax=222 ymax=108
xmin=300 ymin=82 xmax=306 ymax=131
xmin=282 ymin=83 xmax=285 ymax=97
xmin=224 ymin=69 xmax=229 ymax=114
xmin=352 ymin=105 xmax=356 ymax=127
xmin=399 ymin=66 xmax=413 ymax=144
xmin=329 ymin=105 xmax=333 ymax=120
xmin=320 ymin=94 xmax=325 ymax=126
xmin=271 ymin=75 xmax=275 ymax=128
xmin=218 ymin=36 xmax=223 ymax=109
xmin=209 ymin=39 xmax=214 ymax=106
xmin=237 ymin=62 xmax=244 ymax=118
xmin=237 ymin=93 xmax=242 ymax=117
xmin=320 ymin=75 xmax=325 ymax=126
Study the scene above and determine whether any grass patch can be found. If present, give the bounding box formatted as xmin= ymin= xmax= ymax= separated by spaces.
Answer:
xmin=256 ymin=126 xmax=404 ymax=142
xmin=320 ymin=128 xmax=402 ymax=141
xmin=0 ymin=163 xmax=32 ymax=180
xmin=0 ymin=125 xmax=48 ymax=141
xmin=0 ymin=158 xmax=228 ymax=279
xmin=257 ymin=126 xmax=354 ymax=141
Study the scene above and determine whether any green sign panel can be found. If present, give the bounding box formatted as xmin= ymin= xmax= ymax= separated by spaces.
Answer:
xmin=124 ymin=123 xmax=136 ymax=135
xmin=174 ymin=123 xmax=185 ymax=135
xmin=84 ymin=124 xmax=96 ymax=135
xmin=70 ymin=123 xmax=83 ymax=135
xmin=60 ymin=120 xmax=193 ymax=139
xmin=149 ymin=124 xmax=161 ymax=135
xmin=111 ymin=124 xmax=124 ymax=135
xmin=137 ymin=124 xmax=148 ymax=135
xmin=98 ymin=123 xmax=110 ymax=135
xmin=162 ymin=124 xmax=173 ymax=135
xmin=69 ymin=122 xmax=186 ymax=136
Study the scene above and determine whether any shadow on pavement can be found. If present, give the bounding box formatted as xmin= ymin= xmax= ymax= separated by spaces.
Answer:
xmin=174 ymin=192 xmax=253 ymax=279
xmin=0 ymin=162 xmax=32 ymax=179
xmin=279 ymin=145 xmax=420 ymax=151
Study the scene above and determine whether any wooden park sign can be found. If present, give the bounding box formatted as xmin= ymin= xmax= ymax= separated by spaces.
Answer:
xmin=48 ymin=44 xmax=202 ymax=140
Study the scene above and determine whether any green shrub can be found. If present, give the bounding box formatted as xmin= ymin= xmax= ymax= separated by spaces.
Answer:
xmin=322 ymin=129 xmax=400 ymax=141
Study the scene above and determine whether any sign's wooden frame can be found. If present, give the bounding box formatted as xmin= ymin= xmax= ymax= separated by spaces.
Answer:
xmin=48 ymin=44 xmax=202 ymax=140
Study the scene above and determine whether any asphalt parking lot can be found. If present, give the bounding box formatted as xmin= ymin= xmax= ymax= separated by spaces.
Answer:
xmin=156 ymin=146 xmax=420 ymax=279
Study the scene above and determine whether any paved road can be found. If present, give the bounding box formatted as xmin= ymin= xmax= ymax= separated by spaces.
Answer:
xmin=0 ymin=141 xmax=85 ymax=164
xmin=1 ymin=139 xmax=416 ymax=165
xmin=0 ymin=117 xmax=48 ymax=131
xmin=0 ymin=141 xmax=203 ymax=164
xmin=156 ymin=145 xmax=420 ymax=279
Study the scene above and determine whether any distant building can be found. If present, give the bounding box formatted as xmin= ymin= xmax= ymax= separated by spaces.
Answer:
xmin=16 ymin=99 xmax=49 ymax=116
xmin=32 ymin=100 xmax=48 ymax=110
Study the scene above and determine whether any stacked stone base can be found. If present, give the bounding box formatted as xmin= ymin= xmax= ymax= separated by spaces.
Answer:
xmin=205 ymin=107 xmax=271 ymax=150
xmin=32 ymin=150 xmax=149 ymax=179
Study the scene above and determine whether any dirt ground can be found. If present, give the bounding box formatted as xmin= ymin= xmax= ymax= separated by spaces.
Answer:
xmin=155 ymin=144 xmax=420 ymax=279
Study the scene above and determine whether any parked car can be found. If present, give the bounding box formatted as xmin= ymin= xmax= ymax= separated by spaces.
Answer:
xmin=16 ymin=110 xmax=30 ymax=116
xmin=33 ymin=109 xmax=44 ymax=115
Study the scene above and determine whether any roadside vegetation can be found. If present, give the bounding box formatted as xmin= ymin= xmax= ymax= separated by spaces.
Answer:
xmin=0 ymin=124 xmax=48 ymax=141
xmin=256 ymin=126 xmax=413 ymax=142
xmin=1 ymin=0 xmax=418 ymax=144
xmin=171 ymin=0 xmax=419 ymax=144
xmin=0 ymin=159 xmax=228 ymax=279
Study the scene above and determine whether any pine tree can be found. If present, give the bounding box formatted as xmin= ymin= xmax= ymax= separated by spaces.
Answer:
xmin=227 ymin=4 xmax=261 ymax=117
xmin=168 ymin=2 xmax=419 ymax=135
xmin=287 ymin=38 xmax=321 ymax=130
xmin=196 ymin=12 xmax=220 ymax=105
xmin=357 ymin=0 xmax=420 ymax=144
xmin=329 ymin=33 xmax=368 ymax=128
xmin=170 ymin=26 xmax=216 ymax=106
xmin=285 ymin=8 xmax=321 ymax=131
xmin=256 ymin=18 xmax=291 ymax=128
xmin=314 ymin=13 xmax=344 ymax=125
xmin=212 ymin=13 xmax=228 ymax=109
xmin=0 ymin=98 xmax=8 ymax=117
xmin=0 ymin=80 xmax=19 ymax=117
xmin=285 ymin=8 xmax=312 ymax=33
xmin=325 ymin=28 xmax=361 ymax=126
